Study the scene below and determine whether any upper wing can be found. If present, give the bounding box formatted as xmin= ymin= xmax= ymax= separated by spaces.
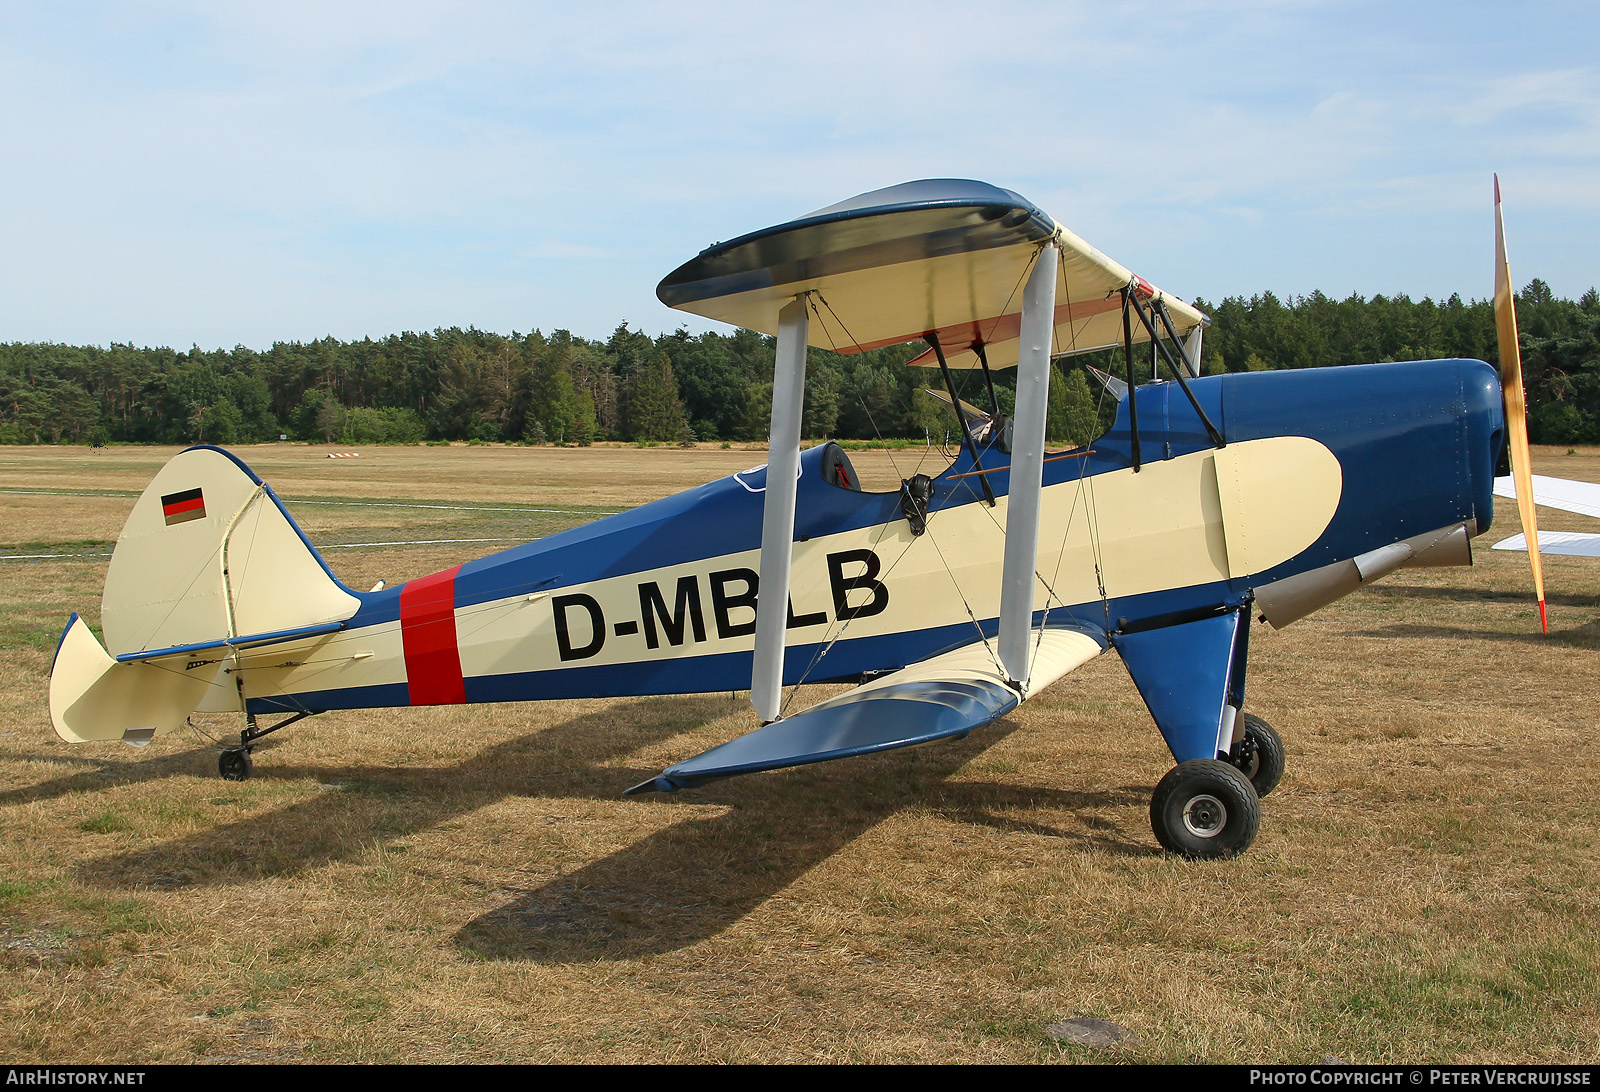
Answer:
xmin=899 ymin=225 xmax=1207 ymax=370
xmin=655 ymin=178 xmax=1204 ymax=365
xmin=627 ymin=625 xmax=1106 ymax=794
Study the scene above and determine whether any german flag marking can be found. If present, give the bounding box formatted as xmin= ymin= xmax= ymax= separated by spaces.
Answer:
xmin=161 ymin=488 xmax=206 ymax=526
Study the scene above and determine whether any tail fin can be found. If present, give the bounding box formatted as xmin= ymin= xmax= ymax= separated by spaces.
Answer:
xmin=50 ymin=446 xmax=360 ymax=743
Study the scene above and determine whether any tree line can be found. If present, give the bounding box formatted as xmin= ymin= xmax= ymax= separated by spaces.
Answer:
xmin=2 ymin=281 xmax=1597 ymax=447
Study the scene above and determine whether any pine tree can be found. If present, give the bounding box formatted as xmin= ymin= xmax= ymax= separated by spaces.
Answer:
xmin=1047 ymin=366 xmax=1100 ymax=446
xmin=622 ymin=354 xmax=691 ymax=441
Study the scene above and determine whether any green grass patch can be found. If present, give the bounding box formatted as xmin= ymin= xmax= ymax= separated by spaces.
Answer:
xmin=65 ymin=895 xmax=162 ymax=936
xmin=77 ymin=811 xmax=134 ymax=834
xmin=1305 ymin=933 xmax=1597 ymax=1059
xmin=0 ymin=880 xmax=41 ymax=906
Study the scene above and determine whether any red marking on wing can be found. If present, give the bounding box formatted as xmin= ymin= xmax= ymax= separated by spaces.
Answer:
xmin=400 ymin=566 xmax=466 ymax=705
xmin=898 ymin=296 xmax=1126 ymax=364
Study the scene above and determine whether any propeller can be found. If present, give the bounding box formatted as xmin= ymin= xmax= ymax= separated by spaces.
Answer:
xmin=1493 ymin=173 xmax=1548 ymax=633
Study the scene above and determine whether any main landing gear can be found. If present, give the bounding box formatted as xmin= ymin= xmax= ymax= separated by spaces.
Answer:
xmin=1150 ymin=760 xmax=1259 ymax=858
xmin=1227 ymin=713 xmax=1285 ymax=798
xmin=1115 ymin=604 xmax=1283 ymax=859
xmin=213 ymin=710 xmax=319 ymax=781
xmin=1148 ymin=715 xmax=1286 ymax=860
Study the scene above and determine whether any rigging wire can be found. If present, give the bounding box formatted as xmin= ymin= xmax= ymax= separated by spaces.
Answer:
xmin=775 ymin=289 xmax=1017 ymax=708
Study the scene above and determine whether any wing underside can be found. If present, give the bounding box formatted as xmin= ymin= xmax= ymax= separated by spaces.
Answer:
xmin=1492 ymin=531 xmax=1600 ymax=558
xmin=627 ymin=626 xmax=1105 ymax=794
xmin=1491 ymin=475 xmax=1600 ymax=556
xmin=656 ymin=179 xmax=1204 ymax=367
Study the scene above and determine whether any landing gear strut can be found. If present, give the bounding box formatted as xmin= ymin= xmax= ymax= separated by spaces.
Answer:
xmin=1227 ymin=713 xmax=1285 ymax=798
xmin=1149 ymin=759 xmax=1260 ymax=859
xmin=213 ymin=710 xmax=320 ymax=781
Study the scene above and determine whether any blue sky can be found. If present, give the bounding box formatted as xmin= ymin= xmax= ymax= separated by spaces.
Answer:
xmin=1 ymin=1 xmax=1595 ymax=350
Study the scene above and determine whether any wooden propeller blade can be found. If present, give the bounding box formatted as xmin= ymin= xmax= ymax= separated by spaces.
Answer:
xmin=1494 ymin=174 xmax=1548 ymax=633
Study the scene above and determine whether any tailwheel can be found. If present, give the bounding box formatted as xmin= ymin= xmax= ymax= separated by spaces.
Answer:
xmin=1150 ymin=759 xmax=1260 ymax=859
xmin=1227 ymin=713 xmax=1285 ymax=798
xmin=218 ymin=747 xmax=253 ymax=782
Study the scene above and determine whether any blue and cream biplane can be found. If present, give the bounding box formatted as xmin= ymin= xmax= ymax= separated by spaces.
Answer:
xmin=48 ymin=179 xmax=1518 ymax=858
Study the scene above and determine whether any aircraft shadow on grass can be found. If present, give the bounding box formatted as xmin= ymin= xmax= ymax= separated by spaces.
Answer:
xmin=452 ymin=735 xmax=1151 ymax=965
xmin=1363 ymin=583 xmax=1600 ymax=609
xmin=63 ymin=698 xmax=1150 ymax=960
xmin=1356 ymin=619 xmax=1600 ymax=649
xmin=0 ymin=748 xmax=215 ymax=809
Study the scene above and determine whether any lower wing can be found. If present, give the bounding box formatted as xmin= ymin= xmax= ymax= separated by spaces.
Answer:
xmin=627 ymin=624 xmax=1106 ymax=794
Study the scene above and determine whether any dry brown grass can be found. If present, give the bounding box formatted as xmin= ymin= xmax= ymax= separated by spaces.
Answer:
xmin=0 ymin=443 xmax=1596 ymax=1064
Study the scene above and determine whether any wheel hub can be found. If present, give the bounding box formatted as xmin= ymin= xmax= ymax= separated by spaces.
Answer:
xmin=1231 ymin=734 xmax=1258 ymax=777
xmin=1182 ymin=793 xmax=1228 ymax=838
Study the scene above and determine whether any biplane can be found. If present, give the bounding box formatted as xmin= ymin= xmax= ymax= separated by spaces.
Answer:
xmin=49 ymin=178 xmax=1519 ymax=859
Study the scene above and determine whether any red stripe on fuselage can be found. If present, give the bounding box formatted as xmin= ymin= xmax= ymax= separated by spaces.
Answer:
xmin=399 ymin=566 xmax=466 ymax=705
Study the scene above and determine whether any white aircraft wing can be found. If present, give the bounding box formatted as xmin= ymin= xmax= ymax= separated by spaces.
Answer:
xmin=1493 ymin=474 xmax=1600 ymax=520
xmin=1492 ymin=531 xmax=1600 ymax=558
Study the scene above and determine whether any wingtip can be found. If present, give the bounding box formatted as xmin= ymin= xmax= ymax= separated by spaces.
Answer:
xmin=1539 ymin=599 xmax=1548 ymax=634
xmin=1494 ymin=173 xmax=1501 ymax=204
xmin=623 ymin=775 xmax=678 ymax=796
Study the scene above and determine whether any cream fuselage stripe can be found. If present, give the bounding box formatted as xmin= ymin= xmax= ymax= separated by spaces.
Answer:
xmin=242 ymin=436 xmax=1341 ymax=703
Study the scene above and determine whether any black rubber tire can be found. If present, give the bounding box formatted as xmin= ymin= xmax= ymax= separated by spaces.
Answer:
xmin=1150 ymin=759 xmax=1260 ymax=859
xmin=218 ymin=748 xmax=253 ymax=782
xmin=1229 ymin=713 xmax=1286 ymax=798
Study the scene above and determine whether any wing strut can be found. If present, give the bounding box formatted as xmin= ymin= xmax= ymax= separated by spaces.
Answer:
xmin=1133 ymin=295 xmax=1227 ymax=449
xmin=972 ymin=342 xmax=1002 ymax=415
xmin=997 ymin=243 xmax=1060 ymax=688
xmin=926 ymin=332 xmax=996 ymax=506
xmin=1120 ymin=286 xmax=1144 ymax=472
xmin=750 ymin=295 xmax=810 ymax=722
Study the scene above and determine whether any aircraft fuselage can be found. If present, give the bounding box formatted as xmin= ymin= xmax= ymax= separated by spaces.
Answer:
xmin=235 ymin=357 xmax=1501 ymax=718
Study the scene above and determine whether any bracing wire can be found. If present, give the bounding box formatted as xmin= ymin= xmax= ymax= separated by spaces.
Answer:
xmin=775 ymin=289 xmax=1017 ymax=706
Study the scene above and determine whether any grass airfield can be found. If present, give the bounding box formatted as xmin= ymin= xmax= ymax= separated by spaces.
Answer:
xmin=0 ymin=442 xmax=1596 ymax=1064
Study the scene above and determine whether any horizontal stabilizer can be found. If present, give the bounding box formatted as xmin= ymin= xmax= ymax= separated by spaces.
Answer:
xmin=627 ymin=626 xmax=1104 ymax=794
xmin=49 ymin=615 xmax=228 ymax=744
xmin=112 ymin=620 xmax=346 ymax=664
xmin=1493 ymin=530 xmax=1600 ymax=558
